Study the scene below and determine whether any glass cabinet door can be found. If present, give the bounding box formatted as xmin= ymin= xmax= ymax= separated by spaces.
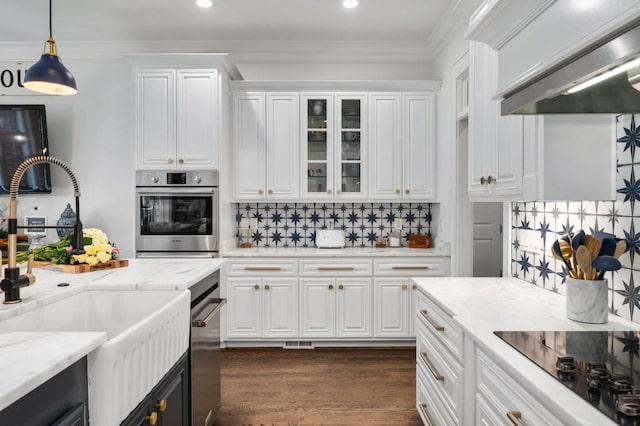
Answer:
xmin=336 ymin=94 xmax=366 ymax=198
xmin=301 ymin=94 xmax=333 ymax=199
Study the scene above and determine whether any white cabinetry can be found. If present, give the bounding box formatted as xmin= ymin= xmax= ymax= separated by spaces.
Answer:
xmin=135 ymin=69 xmax=218 ymax=169
xmin=301 ymin=93 xmax=367 ymax=200
xmin=369 ymin=93 xmax=436 ymax=200
xmin=233 ymin=92 xmax=299 ymax=200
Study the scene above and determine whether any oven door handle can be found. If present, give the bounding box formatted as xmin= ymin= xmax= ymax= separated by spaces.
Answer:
xmin=191 ymin=298 xmax=227 ymax=328
xmin=137 ymin=188 xmax=216 ymax=195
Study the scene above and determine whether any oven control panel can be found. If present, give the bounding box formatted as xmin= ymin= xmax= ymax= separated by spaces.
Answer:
xmin=135 ymin=170 xmax=219 ymax=187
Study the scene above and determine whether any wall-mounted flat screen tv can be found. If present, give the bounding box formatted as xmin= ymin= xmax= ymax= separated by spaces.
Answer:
xmin=0 ymin=105 xmax=51 ymax=194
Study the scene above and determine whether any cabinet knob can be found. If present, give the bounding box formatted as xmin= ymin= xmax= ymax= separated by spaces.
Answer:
xmin=328 ymin=284 xmax=334 ymax=290
xmin=156 ymin=399 xmax=167 ymax=412
xmin=412 ymin=284 xmax=417 ymax=290
xmin=254 ymin=284 xmax=260 ymax=290
xmin=167 ymin=159 xmax=174 ymax=165
xmin=487 ymin=175 xmax=495 ymax=184
xmin=145 ymin=412 xmax=158 ymax=426
xmin=395 ymin=189 xmax=400 ymax=194
xmin=480 ymin=176 xmax=486 ymax=185
xmin=258 ymin=189 xmax=263 ymax=195
xmin=327 ymin=189 xmax=332 ymax=194
xmin=338 ymin=284 xmax=344 ymax=290
xmin=405 ymin=189 xmax=410 ymax=194
xmin=265 ymin=284 xmax=270 ymax=290
xmin=268 ymin=189 xmax=273 ymax=195
xmin=178 ymin=159 xmax=184 ymax=164
xmin=402 ymin=284 xmax=408 ymax=290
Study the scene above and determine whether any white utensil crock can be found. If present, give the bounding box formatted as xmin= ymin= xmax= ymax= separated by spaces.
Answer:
xmin=566 ymin=277 xmax=608 ymax=324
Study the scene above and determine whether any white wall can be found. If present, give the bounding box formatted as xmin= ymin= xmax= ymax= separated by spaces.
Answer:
xmin=0 ymin=58 xmax=135 ymax=256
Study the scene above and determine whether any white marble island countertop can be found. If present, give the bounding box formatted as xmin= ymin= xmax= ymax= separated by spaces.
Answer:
xmin=0 ymin=257 xmax=226 ymax=412
xmin=412 ymin=277 xmax=637 ymax=426
xmin=223 ymin=246 xmax=450 ymax=257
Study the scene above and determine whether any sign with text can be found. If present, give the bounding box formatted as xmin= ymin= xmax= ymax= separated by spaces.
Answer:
xmin=25 ymin=216 xmax=46 ymax=237
xmin=0 ymin=62 xmax=37 ymax=96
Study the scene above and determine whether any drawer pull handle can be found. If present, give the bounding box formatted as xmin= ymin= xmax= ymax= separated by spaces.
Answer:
xmin=420 ymin=310 xmax=445 ymax=331
xmin=419 ymin=352 xmax=444 ymax=382
xmin=418 ymin=403 xmax=435 ymax=426
xmin=507 ymin=411 xmax=525 ymax=426
xmin=392 ymin=266 xmax=430 ymax=270
xmin=244 ymin=267 xmax=282 ymax=271
xmin=145 ymin=412 xmax=158 ymax=426
xmin=317 ymin=266 xmax=355 ymax=271
xmin=156 ymin=399 xmax=167 ymax=412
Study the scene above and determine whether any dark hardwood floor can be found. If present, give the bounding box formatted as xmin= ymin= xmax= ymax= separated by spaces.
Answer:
xmin=216 ymin=347 xmax=420 ymax=425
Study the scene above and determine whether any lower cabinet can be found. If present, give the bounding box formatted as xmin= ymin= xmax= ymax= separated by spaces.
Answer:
xmin=374 ymin=278 xmax=411 ymax=337
xmin=299 ymin=277 xmax=371 ymax=338
xmin=121 ymin=352 xmax=189 ymax=426
xmin=0 ymin=358 xmax=88 ymax=426
xmin=226 ymin=277 xmax=298 ymax=338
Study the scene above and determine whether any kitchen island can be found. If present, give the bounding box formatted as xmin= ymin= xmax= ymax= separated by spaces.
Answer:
xmin=0 ymin=257 xmax=226 ymax=423
xmin=413 ymin=277 xmax=637 ymax=425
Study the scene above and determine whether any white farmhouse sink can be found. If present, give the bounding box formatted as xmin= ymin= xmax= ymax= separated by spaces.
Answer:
xmin=0 ymin=289 xmax=191 ymax=426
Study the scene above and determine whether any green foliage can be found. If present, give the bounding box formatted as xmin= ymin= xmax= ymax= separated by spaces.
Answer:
xmin=16 ymin=236 xmax=73 ymax=264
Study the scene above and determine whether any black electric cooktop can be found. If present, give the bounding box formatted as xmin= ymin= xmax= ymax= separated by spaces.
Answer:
xmin=495 ymin=330 xmax=640 ymax=425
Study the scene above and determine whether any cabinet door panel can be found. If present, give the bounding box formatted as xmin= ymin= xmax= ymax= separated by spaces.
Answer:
xmin=233 ymin=93 xmax=266 ymax=199
xmin=301 ymin=94 xmax=334 ymax=200
xmin=226 ymin=278 xmax=262 ymax=337
xmin=374 ymin=278 xmax=409 ymax=337
xmin=335 ymin=93 xmax=367 ymax=199
xmin=336 ymin=278 xmax=371 ymax=337
xmin=369 ymin=93 xmax=402 ymax=199
xmin=300 ymin=278 xmax=335 ymax=337
xmin=493 ymin=115 xmax=523 ymax=195
xmin=177 ymin=70 xmax=218 ymax=169
xmin=263 ymin=278 xmax=298 ymax=338
xmin=403 ymin=93 xmax=436 ymax=200
xmin=136 ymin=70 xmax=176 ymax=169
xmin=266 ymin=93 xmax=299 ymax=199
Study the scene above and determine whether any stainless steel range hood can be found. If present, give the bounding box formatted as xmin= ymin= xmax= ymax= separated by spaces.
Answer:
xmin=501 ymin=20 xmax=640 ymax=115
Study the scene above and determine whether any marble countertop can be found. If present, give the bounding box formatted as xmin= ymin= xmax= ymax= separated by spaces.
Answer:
xmin=0 ymin=257 xmax=226 ymax=411
xmin=223 ymin=246 xmax=450 ymax=257
xmin=412 ymin=277 xmax=636 ymax=426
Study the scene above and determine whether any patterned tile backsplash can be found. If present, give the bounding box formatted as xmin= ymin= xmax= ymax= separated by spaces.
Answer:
xmin=235 ymin=203 xmax=432 ymax=248
xmin=511 ymin=114 xmax=640 ymax=323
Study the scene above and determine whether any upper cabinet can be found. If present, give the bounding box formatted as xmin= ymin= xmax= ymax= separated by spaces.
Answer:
xmin=369 ymin=93 xmax=436 ymax=200
xmin=233 ymin=92 xmax=299 ymax=200
xmin=130 ymin=54 xmax=241 ymax=171
xmin=301 ymin=93 xmax=367 ymax=200
xmin=135 ymin=69 xmax=218 ymax=169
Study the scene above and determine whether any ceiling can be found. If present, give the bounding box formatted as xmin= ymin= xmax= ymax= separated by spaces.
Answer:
xmin=3 ymin=0 xmax=455 ymax=44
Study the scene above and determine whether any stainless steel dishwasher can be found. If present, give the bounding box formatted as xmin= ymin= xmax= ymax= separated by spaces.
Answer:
xmin=190 ymin=270 xmax=226 ymax=426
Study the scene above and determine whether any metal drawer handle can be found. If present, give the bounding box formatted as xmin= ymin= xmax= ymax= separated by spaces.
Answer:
xmin=420 ymin=309 xmax=445 ymax=332
xmin=244 ymin=267 xmax=282 ymax=271
xmin=317 ymin=266 xmax=355 ymax=271
xmin=419 ymin=352 xmax=444 ymax=382
xmin=507 ymin=411 xmax=525 ymax=426
xmin=191 ymin=298 xmax=227 ymax=327
xmin=392 ymin=266 xmax=430 ymax=270
xmin=418 ymin=403 xmax=434 ymax=426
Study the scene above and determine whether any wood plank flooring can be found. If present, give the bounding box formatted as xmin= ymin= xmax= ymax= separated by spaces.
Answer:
xmin=216 ymin=347 xmax=421 ymax=425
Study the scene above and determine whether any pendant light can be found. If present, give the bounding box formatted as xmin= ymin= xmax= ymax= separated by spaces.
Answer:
xmin=24 ymin=0 xmax=77 ymax=95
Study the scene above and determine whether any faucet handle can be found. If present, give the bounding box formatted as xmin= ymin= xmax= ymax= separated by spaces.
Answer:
xmin=24 ymin=254 xmax=36 ymax=286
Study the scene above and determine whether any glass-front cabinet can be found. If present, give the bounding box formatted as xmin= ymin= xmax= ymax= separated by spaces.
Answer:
xmin=301 ymin=93 xmax=366 ymax=199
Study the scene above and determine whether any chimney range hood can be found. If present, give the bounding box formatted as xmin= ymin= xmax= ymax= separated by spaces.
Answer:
xmin=501 ymin=19 xmax=640 ymax=115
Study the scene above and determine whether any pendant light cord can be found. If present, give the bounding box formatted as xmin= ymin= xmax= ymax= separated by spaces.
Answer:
xmin=49 ymin=0 xmax=52 ymax=39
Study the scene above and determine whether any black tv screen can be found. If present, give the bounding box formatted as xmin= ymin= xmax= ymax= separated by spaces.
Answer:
xmin=0 ymin=105 xmax=51 ymax=194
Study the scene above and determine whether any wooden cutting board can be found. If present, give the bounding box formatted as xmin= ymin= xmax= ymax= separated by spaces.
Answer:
xmin=32 ymin=259 xmax=129 ymax=274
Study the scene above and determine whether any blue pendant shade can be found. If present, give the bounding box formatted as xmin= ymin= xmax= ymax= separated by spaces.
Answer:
xmin=24 ymin=38 xmax=77 ymax=96
xmin=23 ymin=0 xmax=77 ymax=96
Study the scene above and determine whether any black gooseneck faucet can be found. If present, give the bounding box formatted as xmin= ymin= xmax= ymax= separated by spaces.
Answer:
xmin=0 ymin=156 xmax=84 ymax=304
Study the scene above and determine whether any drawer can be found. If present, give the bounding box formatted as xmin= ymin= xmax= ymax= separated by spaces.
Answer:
xmin=299 ymin=258 xmax=372 ymax=276
xmin=416 ymin=291 xmax=463 ymax=362
xmin=416 ymin=328 xmax=463 ymax=420
xmin=226 ymin=258 xmax=298 ymax=276
xmin=374 ymin=257 xmax=449 ymax=276
xmin=417 ymin=358 xmax=456 ymax=426
xmin=476 ymin=349 xmax=564 ymax=426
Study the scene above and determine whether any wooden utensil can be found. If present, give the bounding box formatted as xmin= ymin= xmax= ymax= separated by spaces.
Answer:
xmin=584 ymin=235 xmax=601 ymax=262
xmin=576 ymin=245 xmax=595 ymax=280
xmin=614 ymin=240 xmax=627 ymax=259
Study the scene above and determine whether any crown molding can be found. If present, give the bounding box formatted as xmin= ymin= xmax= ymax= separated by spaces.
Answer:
xmin=229 ymin=80 xmax=442 ymax=92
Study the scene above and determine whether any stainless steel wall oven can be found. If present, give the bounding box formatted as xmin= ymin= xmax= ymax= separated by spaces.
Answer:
xmin=135 ymin=170 xmax=219 ymax=257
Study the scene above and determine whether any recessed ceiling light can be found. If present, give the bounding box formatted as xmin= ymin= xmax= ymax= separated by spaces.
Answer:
xmin=343 ymin=0 xmax=359 ymax=8
xmin=196 ymin=0 xmax=214 ymax=8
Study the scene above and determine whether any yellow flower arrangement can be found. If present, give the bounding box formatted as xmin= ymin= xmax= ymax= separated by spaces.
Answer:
xmin=71 ymin=228 xmax=118 ymax=265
